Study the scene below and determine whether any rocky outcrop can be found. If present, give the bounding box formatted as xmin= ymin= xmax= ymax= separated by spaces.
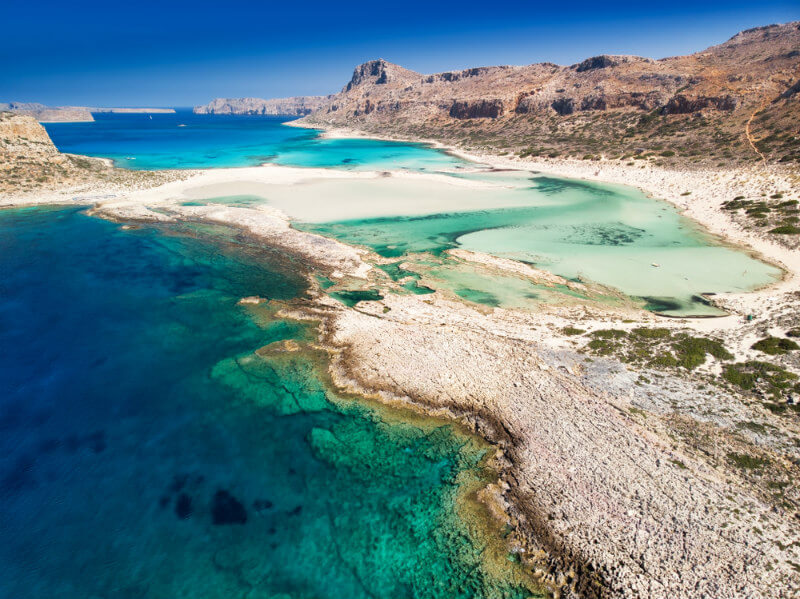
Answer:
xmin=449 ymin=99 xmax=505 ymax=119
xmin=344 ymin=59 xmax=419 ymax=92
xmin=0 ymin=112 xmax=60 ymax=147
xmin=193 ymin=96 xmax=331 ymax=116
xmin=0 ymin=112 xmax=181 ymax=195
xmin=550 ymin=97 xmax=576 ymax=115
xmin=662 ymin=94 xmax=738 ymax=114
xmin=779 ymin=79 xmax=800 ymax=99
xmin=574 ymin=55 xmax=618 ymax=72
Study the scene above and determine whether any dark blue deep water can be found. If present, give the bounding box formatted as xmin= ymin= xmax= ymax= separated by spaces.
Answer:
xmin=0 ymin=207 xmax=533 ymax=599
xmin=43 ymin=111 xmax=464 ymax=171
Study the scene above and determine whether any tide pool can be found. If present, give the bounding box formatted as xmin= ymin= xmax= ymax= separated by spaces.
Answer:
xmin=43 ymin=111 xmax=464 ymax=172
xmin=0 ymin=207 xmax=535 ymax=599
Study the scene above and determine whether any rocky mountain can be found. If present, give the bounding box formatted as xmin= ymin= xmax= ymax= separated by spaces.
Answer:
xmin=0 ymin=102 xmax=94 ymax=122
xmin=194 ymin=95 xmax=332 ymax=116
xmin=301 ymin=22 xmax=800 ymax=165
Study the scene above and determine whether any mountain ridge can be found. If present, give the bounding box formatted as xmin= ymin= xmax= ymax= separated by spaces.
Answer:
xmin=300 ymin=21 xmax=800 ymax=165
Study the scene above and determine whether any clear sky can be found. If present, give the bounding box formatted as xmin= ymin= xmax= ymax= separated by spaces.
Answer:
xmin=2 ymin=0 xmax=797 ymax=107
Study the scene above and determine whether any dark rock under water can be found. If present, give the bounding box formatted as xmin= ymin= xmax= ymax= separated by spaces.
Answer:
xmin=211 ymin=490 xmax=247 ymax=525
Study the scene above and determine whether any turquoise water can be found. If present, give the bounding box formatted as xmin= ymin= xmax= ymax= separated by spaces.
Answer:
xmin=0 ymin=207 xmax=535 ymax=599
xmin=43 ymin=113 xmax=781 ymax=315
xmin=43 ymin=111 xmax=463 ymax=171
xmin=302 ymin=175 xmax=781 ymax=315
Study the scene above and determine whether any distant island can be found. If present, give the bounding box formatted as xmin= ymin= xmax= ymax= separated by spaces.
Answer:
xmin=0 ymin=102 xmax=176 ymax=122
xmin=193 ymin=95 xmax=332 ymax=116
xmin=0 ymin=102 xmax=95 ymax=122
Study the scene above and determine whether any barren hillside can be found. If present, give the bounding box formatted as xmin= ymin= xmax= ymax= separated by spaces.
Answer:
xmin=302 ymin=22 xmax=800 ymax=166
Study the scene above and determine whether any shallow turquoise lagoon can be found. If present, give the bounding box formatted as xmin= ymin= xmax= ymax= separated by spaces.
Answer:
xmin=42 ymin=113 xmax=780 ymax=315
xmin=0 ymin=207 xmax=533 ymax=599
xmin=303 ymin=175 xmax=781 ymax=315
xmin=43 ymin=111 xmax=464 ymax=171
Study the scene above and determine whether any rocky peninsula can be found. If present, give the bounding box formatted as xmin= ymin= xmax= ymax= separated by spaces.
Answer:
xmin=194 ymin=95 xmax=333 ymax=116
xmin=0 ymin=103 xmax=177 ymax=122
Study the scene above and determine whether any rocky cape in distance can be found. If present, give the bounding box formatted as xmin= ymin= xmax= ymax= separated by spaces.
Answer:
xmin=0 ymin=102 xmax=176 ymax=122
xmin=299 ymin=21 xmax=800 ymax=166
xmin=193 ymin=95 xmax=332 ymax=116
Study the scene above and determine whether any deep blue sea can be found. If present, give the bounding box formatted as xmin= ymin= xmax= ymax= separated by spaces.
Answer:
xmin=43 ymin=110 xmax=464 ymax=171
xmin=0 ymin=207 xmax=533 ymax=598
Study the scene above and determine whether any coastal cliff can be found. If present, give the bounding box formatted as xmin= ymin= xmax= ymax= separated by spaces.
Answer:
xmin=301 ymin=22 xmax=800 ymax=165
xmin=0 ymin=112 xmax=182 ymax=194
xmin=194 ymin=95 xmax=332 ymax=116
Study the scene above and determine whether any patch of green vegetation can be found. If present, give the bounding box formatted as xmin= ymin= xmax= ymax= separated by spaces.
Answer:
xmin=649 ymin=353 xmax=680 ymax=368
xmin=631 ymin=327 xmax=671 ymax=339
xmin=786 ymin=328 xmax=800 ymax=338
xmin=562 ymin=326 xmax=586 ymax=336
xmin=587 ymin=338 xmax=615 ymax=354
xmin=722 ymin=360 xmax=799 ymax=400
xmin=727 ymin=452 xmax=770 ymax=470
xmin=592 ymin=329 xmax=626 ymax=339
xmin=585 ymin=328 xmax=731 ymax=370
xmin=769 ymin=224 xmax=800 ymax=234
xmin=752 ymin=336 xmax=799 ymax=355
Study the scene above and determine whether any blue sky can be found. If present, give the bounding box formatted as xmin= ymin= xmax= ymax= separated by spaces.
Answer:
xmin=2 ymin=1 xmax=797 ymax=106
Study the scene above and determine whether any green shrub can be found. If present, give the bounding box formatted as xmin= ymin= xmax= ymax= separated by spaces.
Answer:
xmin=752 ymin=336 xmax=800 ymax=355
xmin=563 ymin=327 xmax=586 ymax=336
xmin=770 ymin=225 xmax=800 ymax=234
xmin=587 ymin=339 xmax=615 ymax=354
xmin=631 ymin=327 xmax=671 ymax=339
xmin=723 ymin=361 xmax=798 ymax=397
xmin=649 ymin=353 xmax=679 ymax=368
xmin=592 ymin=329 xmax=627 ymax=339
xmin=727 ymin=452 xmax=770 ymax=469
